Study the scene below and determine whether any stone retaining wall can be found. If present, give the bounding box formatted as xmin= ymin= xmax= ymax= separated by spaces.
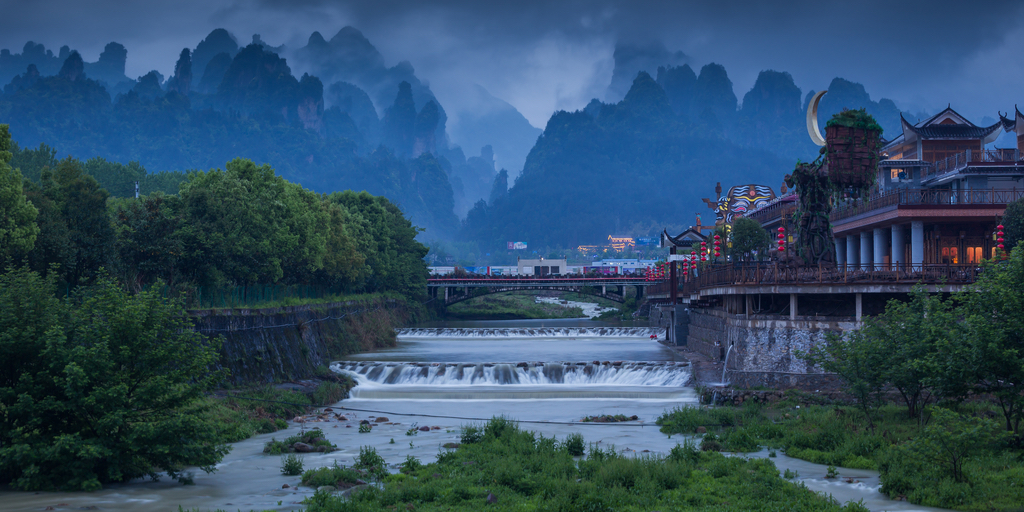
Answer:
xmin=684 ymin=309 xmax=856 ymax=390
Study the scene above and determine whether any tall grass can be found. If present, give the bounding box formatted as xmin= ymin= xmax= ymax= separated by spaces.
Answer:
xmin=302 ymin=416 xmax=867 ymax=512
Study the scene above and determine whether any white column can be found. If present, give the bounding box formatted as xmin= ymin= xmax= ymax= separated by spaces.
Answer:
xmin=855 ymin=293 xmax=863 ymax=321
xmin=860 ymin=231 xmax=872 ymax=270
xmin=873 ymin=228 xmax=886 ymax=271
xmin=836 ymin=238 xmax=847 ymax=266
xmin=891 ymin=224 xmax=906 ymax=269
xmin=911 ymin=220 xmax=925 ymax=268
xmin=847 ymin=235 xmax=860 ymax=269
xmin=790 ymin=293 xmax=798 ymax=320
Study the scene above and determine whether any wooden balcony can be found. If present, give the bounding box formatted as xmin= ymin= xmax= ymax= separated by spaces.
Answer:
xmin=930 ymin=148 xmax=1021 ymax=176
xmin=830 ymin=188 xmax=1024 ymax=223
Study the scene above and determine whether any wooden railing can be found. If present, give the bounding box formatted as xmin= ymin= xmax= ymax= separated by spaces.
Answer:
xmin=931 ymin=148 xmax=1021 ymax=176
xmin=830 ymin=188 xmax=1024 ymax=222
xmin=645 ymin=263 xmax=982 ymax=298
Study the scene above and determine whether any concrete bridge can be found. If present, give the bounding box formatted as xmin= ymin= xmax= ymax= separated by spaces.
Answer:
xmin=427 ymin=277 xmax=651 ymax=306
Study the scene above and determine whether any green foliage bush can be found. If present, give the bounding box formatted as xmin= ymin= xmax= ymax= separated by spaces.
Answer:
xmin=301 ymin=462 xmax=362 ymax=488
xmin=0 ymin=270 xmax=227 ymax=490
xmin=263 ymin=428 xmax=337 ymax=455
xmin=281 ymin=454 xmax=304 ymax=476
xmin=355 ymin=446 xmax=388 ymax=480
xmin=302 ymin=416 xmax=865 ymax=512
xmin=562 ymin=433 xmax=586 ymax=456
xmin=459 ymin=425 xmax=483 ymax=444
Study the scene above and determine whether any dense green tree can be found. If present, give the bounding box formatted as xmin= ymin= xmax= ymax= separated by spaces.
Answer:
xmin=0 ymin=125 xmax=39 ymax=264
xmin=23 ymin=158 xmax=114 ymax=287
xmin=110 ymin=193 xmax=185 ymax=291
xmin=0 ymin=270 xmax=228 ymax=490
xmin=8 ymin=140 xmax=56 ymax=183
xmin=330 ymin=190 xmax=428 ymax=296
xmin=801 ymin=331 xmax=889 ymax=431
xmin=728 ymin=217 xmax=770 ymax=261
xmin=863 ymin=289 xmax=952 ymax=419
xmin=1002 ymin=197 xmax=1024 ymax=252
xmin=947 ymin=245 xmax=1024 ymax=433
xmin=176 ymin=158 xmax=329 ymax=285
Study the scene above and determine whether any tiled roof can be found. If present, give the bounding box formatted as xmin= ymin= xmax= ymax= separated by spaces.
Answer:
xmin=905 ymin=122 xmax=1002 ymax=139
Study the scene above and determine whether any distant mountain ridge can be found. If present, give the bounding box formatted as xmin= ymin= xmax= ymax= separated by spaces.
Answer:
xmin=1 ymin=32 xmax=935 ymax=249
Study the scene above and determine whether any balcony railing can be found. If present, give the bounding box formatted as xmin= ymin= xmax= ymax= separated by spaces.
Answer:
xmin=930 ymin=148 xmax=1021 ymax=176
xmin=830 ymin=188 xmax=1024 ymax=222
xmin=645 ymin=263 xmax=983 ymax=298
xmin=747 ymin=197 xmax=797 ymax=225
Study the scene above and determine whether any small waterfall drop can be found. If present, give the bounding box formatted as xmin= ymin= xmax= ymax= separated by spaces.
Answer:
xmin=396 ymin=327 xmax=665 ymax=338
xmin=720 ymin=345 xmax=733 ymax=385
xmin=333 ymin=361 xmax=691 ymax=399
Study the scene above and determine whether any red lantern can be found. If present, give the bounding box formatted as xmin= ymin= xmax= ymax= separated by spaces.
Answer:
xmin=998 ymin=244 xmax=1005 ymax=250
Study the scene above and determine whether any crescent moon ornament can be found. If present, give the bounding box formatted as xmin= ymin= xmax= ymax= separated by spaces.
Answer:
xmin=807 ymin=90 xmax=827 ymax=146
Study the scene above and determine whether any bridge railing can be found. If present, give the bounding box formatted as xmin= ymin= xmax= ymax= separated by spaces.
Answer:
xmin=645 ymin=263 xmax=982 ymax=297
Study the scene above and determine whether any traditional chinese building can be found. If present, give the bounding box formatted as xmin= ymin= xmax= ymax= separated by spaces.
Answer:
xmin=829 ymin=106 xmax=1022 ymax=267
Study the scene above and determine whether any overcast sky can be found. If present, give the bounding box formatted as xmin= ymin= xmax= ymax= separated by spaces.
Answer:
xmin=2 ymin=0 xmax=1023 ymax=128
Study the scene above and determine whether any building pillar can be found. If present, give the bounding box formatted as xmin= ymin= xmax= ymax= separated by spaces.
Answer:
xmin=847 ymin=234 xmax=859 ymax=269
xmin=745 ymin=295 xmax=752 ymax=319
xmin=444 ymin=287 xmax=449 ymax=301
xmin=855 ymin=293 xmax=863 ymax=321
xmin=911 ymin=220 xmax=925 ymax=268
xmin=873 ymin=228 xmax=886 ymax=271
xmin=860 ymin=231 xmax=873 ymax=270
xmin=892 ymin=224 xmax=906 ymax=269
xmin=789 ymin=293 xmax=798 ymax=320
xmin=836 ymin=238 xmax=847 ymax=266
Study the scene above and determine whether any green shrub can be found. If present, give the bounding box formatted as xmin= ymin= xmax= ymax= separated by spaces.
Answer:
xmin=355 ymin=446 xmax=387 ymax=480
xmin=263 ymin=428 xmax=336 ymax=454
xmin=460 ymin=424 xmax=483 ymax=444
xmin=563 ymin=433 xmax=585 ymax=456
xmin=400 ymin=455 xmax=422 ymax=474
xmin=301 ymin=462 xmax=362 ymax=488
xmin=281 ymin=454 xmax=304 ymax=476
xmin=311 ymin=381 xmax=346 ymax=406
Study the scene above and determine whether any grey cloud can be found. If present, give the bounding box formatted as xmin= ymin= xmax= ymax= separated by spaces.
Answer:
xmin=1 ymin=0 xmax=1022 ymax=126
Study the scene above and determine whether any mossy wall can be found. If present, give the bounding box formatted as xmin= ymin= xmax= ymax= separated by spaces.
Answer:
xmin=189 ymin=298 xmax=421 ymax=385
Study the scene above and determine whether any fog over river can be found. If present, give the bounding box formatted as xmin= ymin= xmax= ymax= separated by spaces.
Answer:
xmin=2 ymin=318 xmax=948 ymax=511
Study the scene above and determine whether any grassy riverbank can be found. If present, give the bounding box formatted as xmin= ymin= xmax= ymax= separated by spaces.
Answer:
xmin=657 ymin=401 xmax=1024 ymax=511
xmin=445 ymin=291 xmax=587 ymax=320
xmin=203 ymin=368 xmax=355 ymax=444
xmin=301 ymin=416 xmax=868 ymax=512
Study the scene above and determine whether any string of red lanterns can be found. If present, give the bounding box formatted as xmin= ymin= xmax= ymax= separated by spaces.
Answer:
xmin=777 ymin=226 xmax=786 ymax=253
xmin=713 ymin=234 xmax=722 ymax=258
xmin=996 ymin=224 xmax=1005 ymax=253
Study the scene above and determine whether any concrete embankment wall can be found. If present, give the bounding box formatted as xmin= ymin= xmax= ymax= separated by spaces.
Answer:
xmin=679 ymin=308 xmax=856 ymax=391
xmin=189 ymin=299 xmax=420 ymax=385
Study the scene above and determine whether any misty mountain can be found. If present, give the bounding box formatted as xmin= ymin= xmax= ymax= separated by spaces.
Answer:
xmin=463 ymin=72 xmax=789 ymax=249
xmin=1 ymin=41 xmax=131 ymax=95
xmin=448 ymin=85 xmax=542 ymax=178
xmin=0 ymin=44 xmax=462 ymax=238
xmin=606 ymin=41 xmax=688 ymax=102
xmin=191 ymin=28 xmax=239 ymax=91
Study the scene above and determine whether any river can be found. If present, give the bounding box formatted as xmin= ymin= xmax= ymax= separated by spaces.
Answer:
xmin=2 ymin=317 xmax=946 ymax=511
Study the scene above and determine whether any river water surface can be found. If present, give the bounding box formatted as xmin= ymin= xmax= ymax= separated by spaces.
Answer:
xmin=2 ymin=317 xmax=946 ymax=511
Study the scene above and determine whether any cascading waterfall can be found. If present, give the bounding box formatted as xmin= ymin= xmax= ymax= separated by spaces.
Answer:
xmin=333 ymin=361 xmax=691 ymax=397
xmin=396 ymin=327 xmax=665 ymax=338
